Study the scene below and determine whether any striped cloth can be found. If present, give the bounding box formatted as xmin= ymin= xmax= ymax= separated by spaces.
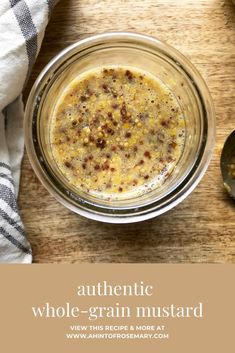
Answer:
xmin=0 ymin=0 xmax=58 ymax=263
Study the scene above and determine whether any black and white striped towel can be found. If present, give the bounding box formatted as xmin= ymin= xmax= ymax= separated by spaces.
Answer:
xmin=0 ymin=0 xmax=58 ymax=263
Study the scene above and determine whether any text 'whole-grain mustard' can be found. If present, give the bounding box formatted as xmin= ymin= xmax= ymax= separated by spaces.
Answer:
xmin=50 ymin=67 xmax=185 ymax=200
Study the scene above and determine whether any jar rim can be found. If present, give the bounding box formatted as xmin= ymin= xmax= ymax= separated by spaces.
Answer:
xmin=24 ymin=32 xmax=216 ymax=223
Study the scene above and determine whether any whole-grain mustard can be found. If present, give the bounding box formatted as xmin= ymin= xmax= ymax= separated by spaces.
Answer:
xmin=50 ymin=66 xmax=185 ymax=199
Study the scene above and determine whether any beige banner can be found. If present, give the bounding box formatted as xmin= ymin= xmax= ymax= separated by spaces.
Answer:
xmin=0 ymin=264 xmax=234 ymax=352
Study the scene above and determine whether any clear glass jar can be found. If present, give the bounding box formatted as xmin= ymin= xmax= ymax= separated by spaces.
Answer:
xmin=24 ymin=32 xmax=215 ymax=223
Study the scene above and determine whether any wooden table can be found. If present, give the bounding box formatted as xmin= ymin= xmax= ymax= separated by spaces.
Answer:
xmin=20 ymin=0 xmax=235 ymax=263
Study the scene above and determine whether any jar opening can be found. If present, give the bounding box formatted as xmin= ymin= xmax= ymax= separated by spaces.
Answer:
xmin=25 ymin=32 xmax=215 ymax=223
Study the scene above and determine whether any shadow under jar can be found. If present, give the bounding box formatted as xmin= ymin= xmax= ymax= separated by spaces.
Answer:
xmin=24 ymin=32 xmax=215 ymax=223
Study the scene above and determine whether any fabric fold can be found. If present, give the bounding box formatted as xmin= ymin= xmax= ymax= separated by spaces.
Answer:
xmin=0 ymin=0 xmax=59 ymax=263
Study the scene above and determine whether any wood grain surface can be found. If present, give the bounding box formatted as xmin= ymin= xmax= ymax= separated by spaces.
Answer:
xmin=19 ymin=0 xmax=235 ymax=263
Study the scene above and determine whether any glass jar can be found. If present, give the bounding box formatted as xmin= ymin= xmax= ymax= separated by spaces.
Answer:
xmin=24 ymin=32 xmax=215 ymax=223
